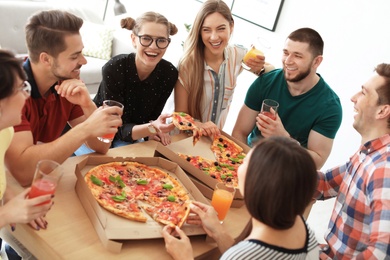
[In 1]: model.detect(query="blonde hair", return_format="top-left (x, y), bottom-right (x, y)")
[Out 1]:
top-left (179, 0), bottom-right (233, 120)
top-left (120, 11), bottom-right (178, 36)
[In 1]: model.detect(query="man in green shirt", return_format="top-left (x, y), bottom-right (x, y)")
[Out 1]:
top-left (232, 28), bottom-right (342, 169)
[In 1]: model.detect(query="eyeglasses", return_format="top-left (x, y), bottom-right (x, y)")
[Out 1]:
top-left (15, 81), bottom-right (31, 96)
top-left (135, 34), bottom-right (171, 49)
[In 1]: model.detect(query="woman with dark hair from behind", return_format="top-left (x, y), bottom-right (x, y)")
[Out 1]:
top-left (162, 136), bottom-right (319, 259)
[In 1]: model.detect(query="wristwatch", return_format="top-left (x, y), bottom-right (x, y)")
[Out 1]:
top-left (147, 120), bottom-right (158, 134)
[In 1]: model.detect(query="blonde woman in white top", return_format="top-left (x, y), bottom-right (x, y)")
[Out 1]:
top-left (174, 0), bottom-right (273, 136)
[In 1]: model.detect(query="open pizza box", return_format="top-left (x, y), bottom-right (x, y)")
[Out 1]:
top-left (75, 156), bottom-right (209, 253)
top-left (155, 131), bottom-right (250, 208)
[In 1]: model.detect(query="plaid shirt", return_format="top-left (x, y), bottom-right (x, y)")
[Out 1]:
top-left (316, 134), bottom-right (390, 259)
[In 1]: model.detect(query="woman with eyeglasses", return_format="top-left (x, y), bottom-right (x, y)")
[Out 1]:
top-left (0, 49), bottom-right (53, 258)
top-left (93, 12), bottom-right (177, 147)
top-left (175, 0), bottom-right (274, 136)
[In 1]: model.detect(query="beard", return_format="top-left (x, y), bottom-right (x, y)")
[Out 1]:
top-left (284, 66), bottom-right (311, 83)
top-left (51, 59), bottom-right (80, 81)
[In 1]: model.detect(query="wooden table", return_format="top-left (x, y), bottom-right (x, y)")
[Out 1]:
top-left (3, 139), bottom-right (250, 259)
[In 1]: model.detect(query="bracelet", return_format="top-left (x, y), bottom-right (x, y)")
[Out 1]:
top-left (254, 67), bottom-right (265, 76)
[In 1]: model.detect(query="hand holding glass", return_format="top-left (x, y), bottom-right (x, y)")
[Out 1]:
top-left (97, 100), bottom-right (124, 143)
top-left (242, 45), bottom-right (264, 70)
top-left (211, 183), bottom-right (235, 224)
top-left (261, 99), bottom-right (279, 120)
top-left (29, 160), bottom-right (64, 205)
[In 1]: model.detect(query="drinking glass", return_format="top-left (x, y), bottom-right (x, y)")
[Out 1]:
top-left (242, 45), bottom-right (264, 70)
top-left (97, 100), bottom-right (124, 143)
top-left (211, 183), bottom-right (235, 224)
top-left (261, 99), bottom-right (279, 120)
top-left (29, 160), bottom-right (64, 205)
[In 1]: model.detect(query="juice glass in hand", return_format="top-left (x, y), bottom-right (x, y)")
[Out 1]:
top-left (97, 100), bottom-right (124, 143)
top-left (242, 45), bottom-right (264, 70)
top-left (29, 160), bottom-right (64, 205)
top-left (211, 183), bottom-right (235, 224)
top-left (261, 99), bottom-right (279, 120)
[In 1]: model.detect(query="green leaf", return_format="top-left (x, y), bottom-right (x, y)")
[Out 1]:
top-left (111, 191), bottom-right (126, 202)
top-left (91, 175), bottom-right (103, 186)
top-left (229, 157), bottom-right (240, 162)
top-left (137, 179), bottom-right (148, 185)
top-left (167, 195), bottom-right (176, 202)
top-left (162, 183), bottom-right (174, 190)
top-left (118, 179), bottom-right (126, 188)
top-left (179, 112), bottom-right (187, 116)
top-left (109, 175), bottom-right (116, 183)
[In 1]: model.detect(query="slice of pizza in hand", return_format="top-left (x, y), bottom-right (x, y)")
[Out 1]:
top-left (172, 112), bottom-right (196, 130)
top-left (142, 199), bottom-right (191, 228)
top-left (172, 112), bottom-right (203, 146)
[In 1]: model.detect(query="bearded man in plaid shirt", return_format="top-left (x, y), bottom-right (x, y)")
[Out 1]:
top-left (317, 63), bottom-right (390, 259)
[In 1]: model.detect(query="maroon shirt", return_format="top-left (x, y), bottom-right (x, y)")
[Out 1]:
top-left (14, 60), bottom-right (84, 144)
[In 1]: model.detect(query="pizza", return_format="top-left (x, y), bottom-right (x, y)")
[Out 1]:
top-left (172, 112), bottom-right (202, 146)
top-left (84, 161), bottom-right (191, 227)
top-left (177, 136), bottom-right (246, 188)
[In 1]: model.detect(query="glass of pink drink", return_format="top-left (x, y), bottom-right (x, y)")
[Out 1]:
top-left (97, 100), bottom-right (124, 143)
top-left (261, 99), bottom-right (279, 120)
top-left (29, 160), bottom-right (63, 205)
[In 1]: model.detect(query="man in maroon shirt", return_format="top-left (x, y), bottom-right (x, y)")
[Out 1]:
top-left (5, 10), bottom-right (123, 187)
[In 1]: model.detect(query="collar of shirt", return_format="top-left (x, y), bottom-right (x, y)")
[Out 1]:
top-left (204, 47), bottom-right (229, 71)
top-left (359, 134), bottom-right (390, 155)
top-left (23, 58), bottom-right (59, 99)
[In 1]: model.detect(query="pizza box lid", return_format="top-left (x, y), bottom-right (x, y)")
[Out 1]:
top-left (155, 131), bottom-right (250, 202)
top-left (74, 156), bottom-right (208, 252)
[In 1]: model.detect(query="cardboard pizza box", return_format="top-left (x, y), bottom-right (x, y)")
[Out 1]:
top-left (75, 156), bottom-right (209, 253)
top-left (154, 131), bottom-right (250, 207)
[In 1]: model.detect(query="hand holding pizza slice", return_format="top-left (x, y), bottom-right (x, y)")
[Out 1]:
top-left (172, 112), bottom-right (203, 146)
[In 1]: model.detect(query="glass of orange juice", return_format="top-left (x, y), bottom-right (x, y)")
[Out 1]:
top-left (242, 45), bottom-right (264, 70)
top-left (97, 100), bottom-right (124, 143)
top-left (261, 99), bottom-right (279, 120)
top-left (211, 183), bottom-right (236, 224)
top-left (29, 160), bottom-right (63, 205)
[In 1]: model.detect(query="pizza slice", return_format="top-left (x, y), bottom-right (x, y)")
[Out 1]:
top-left (172, 112), bottom-right (203, 146)
top-left (211, 136), bottom-right (244, 160)
top-left (177, 153), bottom-right (214, 170)
top-left (207, 164), bottom-right (238, 188)
top-left (172, 112), bottom-right (196, 130)
top-left (142, 200), bottom-right (191, 227)
top-left (84, 171), bottom-right (147, 222)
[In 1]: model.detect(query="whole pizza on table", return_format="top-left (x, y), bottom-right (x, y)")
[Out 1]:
top-left (84, 161), bottom-right (191, 227)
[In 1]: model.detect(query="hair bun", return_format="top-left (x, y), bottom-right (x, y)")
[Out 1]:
top-left (120, 17), bottom-right (136, 30)
top-left (169, 22), bottom-right (178, 36)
